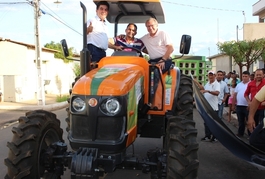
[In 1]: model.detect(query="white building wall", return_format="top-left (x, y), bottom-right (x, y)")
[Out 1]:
top-left (44, 60), bottom-right (75, 95)
top-left (244, 23), bottom-right (265, 40)
top-left (0, 41), bottom-right (28, 75)
top-left (243, 23), bottom-right (265, 70)
top-left (0, 40), bottom-right (76, 102)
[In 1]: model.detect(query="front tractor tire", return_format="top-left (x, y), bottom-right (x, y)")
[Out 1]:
top-left (166, 74), bottom-right (199, 179)
top-left (5, 110), bottom-right (63, 179)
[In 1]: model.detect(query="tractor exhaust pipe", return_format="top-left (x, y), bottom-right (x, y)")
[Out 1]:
top-left (80, 2), bottom-right (91, 76)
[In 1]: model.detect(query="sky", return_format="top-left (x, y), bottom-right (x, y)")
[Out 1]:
top-left (0, 0), bottom-right (260, 58)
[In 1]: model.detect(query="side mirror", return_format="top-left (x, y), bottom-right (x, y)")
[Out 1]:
top-left (179, 35), bottom-right (191, 54)
top-left (60, 39), bottom-right (69, 57)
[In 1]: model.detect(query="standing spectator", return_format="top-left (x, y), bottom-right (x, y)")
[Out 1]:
top-left (244, 69), bottom-right (265, 126)
top-left (87, 1), bottom-right (110, 62)
top-left (227, 79), bottom-right (237, 122)
top-left (230, 71), bottom-right (241, 114)
top-left (250, 73), bottom-right (255, 81)
top-left (194, 70), bottom-right (220, 142)
top-left (222, 71), bottom-right (226, 81)
top-left (216, 70), bottom-right (229, 119)
top-left (225, 72), bottom-right (232, 85)
top-left (232, 71), bottom-right (250, 138)
top-left (231, 72), bottom-right (241, 85)
top-left (224, 72), bottom-right (232, 107)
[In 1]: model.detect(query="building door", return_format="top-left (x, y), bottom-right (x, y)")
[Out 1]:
top-left (3, 75), bottom-right (16, 102)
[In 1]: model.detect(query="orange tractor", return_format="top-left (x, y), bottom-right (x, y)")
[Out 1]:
top-left (5, 0), bottom-right (198, 178)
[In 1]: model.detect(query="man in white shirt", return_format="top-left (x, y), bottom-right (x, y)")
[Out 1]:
top-left (232, 71), bottom-right (250, 137)
top-left (141, 18), bottom-right (174, 74)
top-left (216, 70), bottom-right (229, 119)
top-left (87, 1), bottom-right (109, 62)
top-left (194, 70), bottom-right (220, 142)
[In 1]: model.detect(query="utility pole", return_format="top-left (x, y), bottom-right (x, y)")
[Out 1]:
top-left (236, 25), bottom-right (238, 42)
top-left (34, 0), bottom-right (45, 105)
top-left (217, 18), bottom-right (219, 54)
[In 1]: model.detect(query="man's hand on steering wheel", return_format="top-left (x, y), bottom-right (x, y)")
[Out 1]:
top-left (158, 59), bottom-right (166, 70)
top-left (114, 45), bottom-right (124, 51)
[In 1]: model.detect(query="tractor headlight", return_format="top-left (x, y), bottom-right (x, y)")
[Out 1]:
top-left (72, 97), bottom-right (86, 112)
top-left (100, 98), bottom-right (121, 116)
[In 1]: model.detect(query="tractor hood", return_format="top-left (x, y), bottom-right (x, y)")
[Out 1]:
top-left (72, 64), bottom-right (145, 96)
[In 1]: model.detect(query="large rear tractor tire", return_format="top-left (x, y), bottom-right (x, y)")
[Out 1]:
top-left (166, 74), bottom-right (199, 179)
top-left (5, 110), bottom-right (63, 179)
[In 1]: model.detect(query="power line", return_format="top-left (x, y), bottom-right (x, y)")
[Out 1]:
top-left (0, 1), bottom-right (32, 27)
top-left (40, 1), bottom-right (70, 27)
top-left (0, 2), bottom-right (28, 5)
top-left (3, 1), bottom-right (82, 36)
top-left (26, 0), bottom-right (82, 36)
top-left (40, 1), bottom-right (82, 36)
top-left (161, 0), bottom-right (244, 13)
top-left (40, 10), bottom-right (82, 36)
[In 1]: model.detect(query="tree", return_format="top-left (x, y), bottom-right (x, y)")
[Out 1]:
top-left (44, 41), bottom-right (80, 77)
top-left (44, 41), bottom-right (75, 63)
top-left (217, 39), bottom-right (265, 79)
top-left (72, 62), bottom-right (81, 77)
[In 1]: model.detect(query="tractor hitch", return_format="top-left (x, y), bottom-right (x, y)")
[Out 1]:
top-left (43, 142), bottom-right (168, 179)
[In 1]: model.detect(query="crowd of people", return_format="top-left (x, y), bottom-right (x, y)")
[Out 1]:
top-left (195, 69), bottom-right (265, 151)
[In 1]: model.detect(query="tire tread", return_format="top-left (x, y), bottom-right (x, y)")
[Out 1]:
top-left (166, 74), bottom-right (199, 179)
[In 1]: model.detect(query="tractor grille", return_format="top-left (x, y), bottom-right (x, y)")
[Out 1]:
top-left (72, 115), bottom-right (91, 139)
top-left (71, 115), bottom-right (125, 141)
top-left (97, 117), bottom-right (124, 141)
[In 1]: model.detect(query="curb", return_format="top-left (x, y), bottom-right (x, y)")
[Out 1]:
top-left (0, 101), bottom-right (68, 111)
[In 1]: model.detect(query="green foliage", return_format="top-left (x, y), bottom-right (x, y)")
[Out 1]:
top-left (143, 54), bottom-right (149, 61)
top-left (56, 94), bottom-right (70, 102)
top-left (217, 39), bottom-right (265, 77)
top-left (73, 62), bottom-right (81, 77)
top-left (44, 41), bottom-right (75, 63)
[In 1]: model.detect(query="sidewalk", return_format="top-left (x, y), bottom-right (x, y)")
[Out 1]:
top-left (0, 94), bottom-right (68, 111)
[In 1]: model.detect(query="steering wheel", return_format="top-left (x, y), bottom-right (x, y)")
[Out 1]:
top-left (122, 47), bottom-right (143, 57)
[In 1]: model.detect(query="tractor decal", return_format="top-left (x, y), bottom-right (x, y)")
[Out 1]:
top-left (91, 67), bottom-right (125, 95)
top-left (135, 77), bottom-right (144, 105)
top-left (165, 75), bottom-right (172, 105)
top-left (127, 77), bottom-right (143, 130)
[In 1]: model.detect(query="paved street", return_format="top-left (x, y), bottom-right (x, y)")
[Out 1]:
top-left (0, 107), bottom-right (264, 178)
